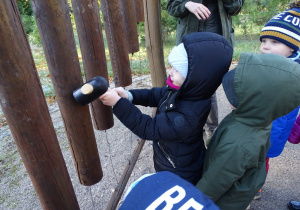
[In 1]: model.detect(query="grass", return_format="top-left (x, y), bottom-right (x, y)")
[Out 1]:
top-left (233, 26), bottom-right (261, 61)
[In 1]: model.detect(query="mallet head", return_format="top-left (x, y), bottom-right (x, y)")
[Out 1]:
top-left (73, 76), bottom-right (109, 105)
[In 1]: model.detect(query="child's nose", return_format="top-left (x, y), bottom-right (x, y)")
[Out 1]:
top-left (263, 43), bottom-right (270, 49)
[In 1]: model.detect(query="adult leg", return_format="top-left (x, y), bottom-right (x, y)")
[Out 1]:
top-left (204, 92), bottom-right (218, 138)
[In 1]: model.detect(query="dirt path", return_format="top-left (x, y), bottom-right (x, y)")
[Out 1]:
top-left (0, 74), bottom-right (299, 209)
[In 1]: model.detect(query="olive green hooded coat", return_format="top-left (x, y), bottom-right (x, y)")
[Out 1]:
top-left (196, 53), bottom-right (300, 210)
top-left (167, 0), bottom-right (244, 45)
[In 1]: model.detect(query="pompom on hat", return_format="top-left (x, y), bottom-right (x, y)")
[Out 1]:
top-left (168, 43), bottom-right (188, 78)
top-left (260, 1), bottom-right (300, 52)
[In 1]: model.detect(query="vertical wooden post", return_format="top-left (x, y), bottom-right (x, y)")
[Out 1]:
top-left (119, 0), bottom-right (140, 54)
top-left (0, 1), bottom-right (79, 209)
top-left (70, 0), bottom-right (114, 130)
top-left (143, 0), bottom-right (167, 87)
top-left (31, 0), bottom-right (103, 186)
top-left (100, 0), bottom-right (132, 87)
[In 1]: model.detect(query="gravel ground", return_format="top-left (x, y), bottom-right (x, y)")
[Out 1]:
top-left (0, 73), bottom-right (299, 210)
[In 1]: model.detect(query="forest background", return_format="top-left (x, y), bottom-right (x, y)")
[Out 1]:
top-left (10, 0), bottom-right (290, 110)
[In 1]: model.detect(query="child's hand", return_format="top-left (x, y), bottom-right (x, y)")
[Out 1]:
top-left (114, 87), bottom-right (129, 99)
top-left (99, 88), bottom-right (121, 106)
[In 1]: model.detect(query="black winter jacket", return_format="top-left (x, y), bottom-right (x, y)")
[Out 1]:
top-left (113, 32), bottom-right (233, 184)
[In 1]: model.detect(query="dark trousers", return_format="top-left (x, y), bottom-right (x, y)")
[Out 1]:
top-left (204, 92), bottom-right (218, 132)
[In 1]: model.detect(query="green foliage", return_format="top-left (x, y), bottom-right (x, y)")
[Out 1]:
top-left (27, 21), bottom-right (41, 46)
top-left (17, 0), bottom-right (32, 16)
top-left (17, 0), bottom-right (41, 45)
top-left (20, 15), bottom-right (35, 34)
top-left (161, 0), bottom-right (177, 42)
top-left (232, 0), bottom-right (291, 36)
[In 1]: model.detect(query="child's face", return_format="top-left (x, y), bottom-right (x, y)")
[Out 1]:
top-left (260, 38), bottom-right (294, 57)
top-left (168, 67), bottom-right (185, 87)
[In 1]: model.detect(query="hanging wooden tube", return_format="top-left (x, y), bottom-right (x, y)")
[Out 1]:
top-left (31, 0), bottom-right (103, 186)
top-left (135, 0), bottom-right (145, 23)
top-left (143, 0), bottom-right (167, 87)
top-left (119, 0), bottom-right (139, 54)
top-left (70, 0), bottom-right (114, 130)
top-left (100, 0), bottom-right (132, 87)
top-left (0, 1), bottom-right (79, 209)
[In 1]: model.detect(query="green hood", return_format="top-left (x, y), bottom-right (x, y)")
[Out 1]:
top-left (233, 53), bottom-right (300, 127)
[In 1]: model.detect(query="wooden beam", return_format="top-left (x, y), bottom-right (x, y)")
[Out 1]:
top-left (143, 0), bottom-right (167, 87)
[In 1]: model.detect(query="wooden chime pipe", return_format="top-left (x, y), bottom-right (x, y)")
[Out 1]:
top-left (70, 0), bottom-right (114, 130)
top-left (0, 1), bottom-right (79, 209)
top-left (100, 0), bottom-right (132, 87)
top-left (119, 0), bottom-right (139, 54)
top-left (135, 0), bottom-right (145, 23)
top-left (31, 0), bottom-right (103, 186)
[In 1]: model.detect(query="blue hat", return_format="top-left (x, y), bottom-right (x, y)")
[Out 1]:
top-left (260, 6), bottom-right (300, 52)
top-left (120, 171), bottom-right (219, 210)
top-left (222, 69), bottom-right (238, 108)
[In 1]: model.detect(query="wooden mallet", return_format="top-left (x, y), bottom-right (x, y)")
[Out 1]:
top-left (73, 76), bottom-right (109, 105)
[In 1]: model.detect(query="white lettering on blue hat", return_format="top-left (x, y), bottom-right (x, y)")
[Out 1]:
top-left (273, 13), bottom-right (284, 20)
top-left (146, 185), bottom-right (204, 210)
top-left (292, 17), bottom-right (300, 25)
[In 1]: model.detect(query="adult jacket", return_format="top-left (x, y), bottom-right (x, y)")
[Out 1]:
top-left (167, 0), bottom-right (245, 45)
top-left (196, 53), bottom-right (300, 210)
top-left (113, 32), bottom-right (233, 184)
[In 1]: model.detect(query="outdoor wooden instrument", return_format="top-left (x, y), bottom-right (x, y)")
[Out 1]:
top-left (73, 76), bottom-right (109, 105)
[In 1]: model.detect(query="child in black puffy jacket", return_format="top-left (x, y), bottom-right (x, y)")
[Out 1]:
top-left (100, 32), bottom-right (233, 184)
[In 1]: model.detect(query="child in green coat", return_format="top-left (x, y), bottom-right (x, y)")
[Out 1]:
top-left (196, 52), bottom-right (300, 210)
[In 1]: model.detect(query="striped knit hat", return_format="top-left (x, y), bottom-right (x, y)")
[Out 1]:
top-left (260, 4), bottom-right (300, 52)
